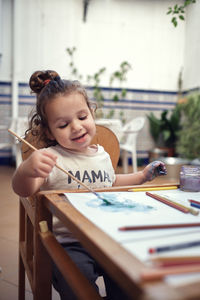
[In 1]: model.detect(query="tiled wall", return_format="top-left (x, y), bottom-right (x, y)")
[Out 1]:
top-left (0, 81), bottom-right (178, 165)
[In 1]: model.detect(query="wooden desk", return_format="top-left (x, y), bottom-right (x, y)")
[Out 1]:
top-left (32, 186), bottom-right (200, 300)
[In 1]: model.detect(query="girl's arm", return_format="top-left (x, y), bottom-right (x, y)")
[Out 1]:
top-left (113, 161), bottom-right (166, 186)
top-left (12, 149), bottom-right (57, 197)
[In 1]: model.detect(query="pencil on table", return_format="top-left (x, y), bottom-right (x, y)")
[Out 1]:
top-left (129, 186), bottom-right (178, 192)
top-left (189, 200), bottom-right (200, 210)
top-left (149, 256), bottom-right (200, 267)
top-left (140, 264), bottom-right (200, 281)
top-left (188, 199), bottom-right (200, 205)
top-left (118, 223), bottom-right (200, 231)
top-left (146, 192), bottom-right (199, 215)
top-left (148, 240), bottom-right (200, 254)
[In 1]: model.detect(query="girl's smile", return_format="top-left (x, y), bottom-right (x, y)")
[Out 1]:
top-left (45, 92), bottom-right (96, 153)
top-left (71, 132), bottom-right (88, 143)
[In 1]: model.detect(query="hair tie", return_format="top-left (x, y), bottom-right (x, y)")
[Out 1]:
top-left (44, 79), bottom-right (51, 86)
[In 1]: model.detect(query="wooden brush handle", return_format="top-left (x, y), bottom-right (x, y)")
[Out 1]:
top-left (8, 128), bottom-right (94, 193)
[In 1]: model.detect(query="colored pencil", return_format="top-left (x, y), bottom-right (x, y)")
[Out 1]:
top-left (148, 240), bottom-right (200, 254)
top-left (146, 192), bottom-right (199, 215)
top-left (189, 199), bottom-right (200, 210)
top-left (129, 186), bottom-right (178, 192)
top-left (118, 223), bottom-right (200, 231)
top-left (190, 202), bottom-right (200, 209)
top-left (188, 199), bottom-right (200, 205)
top-left (140, 264), bottom-right (200, 281)
top-left (150, 256), bottom-right (200, 267)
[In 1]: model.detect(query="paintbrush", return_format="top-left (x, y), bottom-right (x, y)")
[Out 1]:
top-left (8, 128), bottom-right (112, 205)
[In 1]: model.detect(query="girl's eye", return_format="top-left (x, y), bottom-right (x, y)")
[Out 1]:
top-left (59, 123), bottom-right (68, 129)
top-left (79, 115), bottom-right (87, 120)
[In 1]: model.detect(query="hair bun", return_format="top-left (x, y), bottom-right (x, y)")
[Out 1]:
top-left (29, 70), bottom-right (60, 94)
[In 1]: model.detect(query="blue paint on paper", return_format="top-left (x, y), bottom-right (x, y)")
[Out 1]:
top-left (87, 192), bottom-right (154, 213)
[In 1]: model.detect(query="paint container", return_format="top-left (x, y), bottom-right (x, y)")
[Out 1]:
top-left (180, 165), bottom-right (200, 192)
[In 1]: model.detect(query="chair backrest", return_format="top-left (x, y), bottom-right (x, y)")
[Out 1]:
top-left (22, 124), bottom-right (120, 170)
top-left (121, 117), bottom-right (145, 147)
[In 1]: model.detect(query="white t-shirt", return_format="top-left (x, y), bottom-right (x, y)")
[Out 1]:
top-left (41, 144), bottom-right (116, 243)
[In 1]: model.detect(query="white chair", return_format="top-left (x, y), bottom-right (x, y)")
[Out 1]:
top-left (120, 117), bottom-right (145, 173)
top-left (9, 117), bottom-right (29, 167)
top-left (95, 118), bottom-right (122, 141)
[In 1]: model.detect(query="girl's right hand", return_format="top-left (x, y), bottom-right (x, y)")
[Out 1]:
top-left (142, 160), bottom-right (167, 182)
top-left (22, 149), bottom-right (57, 179)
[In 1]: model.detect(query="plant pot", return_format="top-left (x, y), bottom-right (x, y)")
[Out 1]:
top-left (149, 148), bottom-right (168, 162)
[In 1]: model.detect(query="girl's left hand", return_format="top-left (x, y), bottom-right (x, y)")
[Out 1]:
top-left (143, 161), bottom-right (167, 181)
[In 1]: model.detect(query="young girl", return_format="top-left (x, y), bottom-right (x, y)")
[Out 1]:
top-left (12, 70), bottom-right (166, 300)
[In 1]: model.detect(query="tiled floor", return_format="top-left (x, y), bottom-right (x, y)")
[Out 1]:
top-left (0, 164), bottom-right (178, 300)
top-left (0, 166), bottom-right (61, 300)
top-left (0, 166), bottom-right (27, 300)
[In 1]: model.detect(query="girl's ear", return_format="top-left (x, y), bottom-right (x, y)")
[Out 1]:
top-left (91, 108), bottom-right (95, 118)
top-left (90, 102), bottom-right (97, 118)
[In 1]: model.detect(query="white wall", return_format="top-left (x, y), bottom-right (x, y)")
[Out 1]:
top-left (76, 0), bottom-right (185, 90)
top-left (1, 0), bottom-right (12, 75)
top-left (184, 0), bottom-right (200, 90)
top-left (2, 0), bottom-right (200, 163)
top-left (0, 0), bottom-right (187, 91)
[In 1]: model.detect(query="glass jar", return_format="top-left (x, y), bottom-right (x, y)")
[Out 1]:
top-left (180, 165), bottom-right (200, 192)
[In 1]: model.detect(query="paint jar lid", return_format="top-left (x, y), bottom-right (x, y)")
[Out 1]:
top-left (180, 165), bottom-right (200, 192)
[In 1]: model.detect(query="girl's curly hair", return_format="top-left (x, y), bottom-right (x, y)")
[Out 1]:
top-left (27, 70), bottom-right (94, 147)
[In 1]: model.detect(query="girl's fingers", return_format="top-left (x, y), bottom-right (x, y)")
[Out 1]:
top-left (27, 150), bottom-right (57, 178)
top-left (143, 160), bottom-right (167, 181)
top-left (150, 161), bottom-right (167, 176)
top-left (33, 162), bottom-right (54, 178)
top-left (40, 155), bottom-right (57, 168)
top-left (39, 149), bottom-right (57, 162)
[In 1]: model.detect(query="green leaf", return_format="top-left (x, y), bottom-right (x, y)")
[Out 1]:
top-left (163, 130), bottom-right (171, 142)
top-left (147, 113), bottom-right (162, 142)
top-left (112, 94), bottom-right (119, 102)
top-left (179, 15), bottom-right (185, 20)
top-left (121, 89), bottom-right (127, 97)
top-left (167, 7), bottom-right (172, 14)
top-left (87, 75), bottom-right (91, 82)
top-left (172, 17), bottom-right (178, 27)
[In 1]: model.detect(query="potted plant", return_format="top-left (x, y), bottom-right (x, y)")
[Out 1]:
top-left (147, 105), bottom-right (181, 157)
top-left (176, 92), bottom-right (200, 160)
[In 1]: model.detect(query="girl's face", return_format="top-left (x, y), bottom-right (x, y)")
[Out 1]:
top-left (45, 92), bottom-right (96, 153)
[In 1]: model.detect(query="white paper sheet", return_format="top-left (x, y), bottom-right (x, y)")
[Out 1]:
top-left (64, 190), bottom-right (200, 286)
top-left (64, 190), bottom-right (200, 245)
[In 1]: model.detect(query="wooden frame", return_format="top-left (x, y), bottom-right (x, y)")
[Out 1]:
top-left (19, 186), bottom-right (200, 300)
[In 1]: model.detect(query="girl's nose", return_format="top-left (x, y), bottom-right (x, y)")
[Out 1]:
top-left (71, 120), bottom-right (82, 132)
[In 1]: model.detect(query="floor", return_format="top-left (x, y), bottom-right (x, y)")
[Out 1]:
top-left (0, 164), bottom-right (178, 300)
top-left (0, 165), bottom-right (61, 300)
